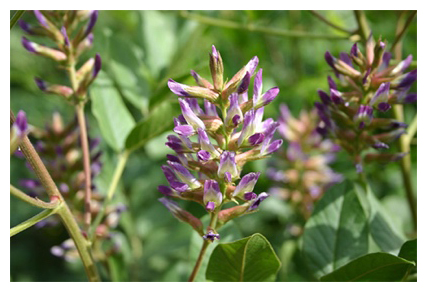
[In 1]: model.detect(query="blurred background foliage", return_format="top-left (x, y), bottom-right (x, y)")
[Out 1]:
top-left (10, 10), bottom-right (416, 281)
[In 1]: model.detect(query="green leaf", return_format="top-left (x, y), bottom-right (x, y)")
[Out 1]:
top-left (188, 216), bottom-right (242, 282)
top-left (302, 181), bottom-right (405, 279)
top-left (206, 233), bottom-right (281, 282)
top-left (107, 252), bottom-right (129, 282)
top-left (125, 101), bottom-right (180, 151)
top-left (91, 71), bottom-right (135, 152)
top-left (320, 253), bottom-right (415, 282)
top-left (398, 239), bottom-right (417, 264)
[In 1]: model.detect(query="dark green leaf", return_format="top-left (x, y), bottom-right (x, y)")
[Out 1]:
top-left (188, 216), bottom-right (242, 282)
top-left (125, 101), bottom-right (180, 151)
top-left (398, 239), bottom-right (417, 264)
top-left (91, 71), bottom-right (135, 152)
top-left (206, 233), bottom-right (281, 282)
top-left (320, 252), bottom-right (415, 282)
top-left (302, 181), bottom-right (405, 279)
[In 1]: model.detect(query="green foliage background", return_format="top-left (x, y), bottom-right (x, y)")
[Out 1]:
top-left (10, 10), bottom-right (417, 281)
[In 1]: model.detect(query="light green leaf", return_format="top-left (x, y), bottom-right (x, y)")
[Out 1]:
top-left (302, 181), bottom-right (405, 279)
top-left (321, 252), bottom-right (415, 282)
top-left (206, 233), bottom-right (281, 282)
top-left (125, 101), bottom-right (180, 152)
top-left (188, 216), bottom-right (242, 282)
top-left (91, 71), bottom-right (135, 152)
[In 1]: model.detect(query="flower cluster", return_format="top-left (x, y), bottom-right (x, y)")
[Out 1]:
top-left (15, 113), bottom-right (126, 256)
top-left (20, 10), bottom-right (101, 103)
top-left (317, 34), bottom-right (416, 171)
top-left (158, 45), bottom-right (282, 240)
top-left (267, 105), bottom-right (342, 221)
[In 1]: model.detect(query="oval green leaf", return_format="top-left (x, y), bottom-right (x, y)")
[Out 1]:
top-left (398, 239), bottom-right (417, 264)
top-left (125, 101), bottom-right (180, 151)
top-left (302, 181), bottom-right (405, 279)
top-left (91, 71), bottom-right (135, 152)
top-left (206, 233), bottom-right (281, 282)
top-left (321, 252), bottom-right (415, 282)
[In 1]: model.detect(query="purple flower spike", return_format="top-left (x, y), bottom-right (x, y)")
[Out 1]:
top-left (93, 53), bottom-right (102, 78)
top-left (179, 99), bottom-right (205, 130)
top-left (266, 139), bottom-right (283, 155)
top-left (324, 51), bottom-right (336, 69)
top-left (203, 230), bottom-right (220, 241)
top-left (330, 89), bottom-right (343, 104)
top-left (317, 90), bottom-right (331, 105)
top-left (244, 192), bottom-right (257, 201)
top-left (350, 43), bottom-right (359, 57)
top-left (21, 37), bottom-right (36, 53)
top-left (84, 10), bottom-right (99, 36)
top-left (218, 151), bottom-right (239, 181)
top-left (204, 100), bottom-right (218, 116)
top-left (233, 172), bottom-right (260, 198)
top-left (198, 150), bottom-right (211, 161)
top-left (203, 180), bottom-right (222, 212)
top-left (238, 110), bottom-right (256, 146)
top-left (248, 192), bottom-right (269, 211)
top-left (377, 102), bottom-right (391, 112)
top-left (61, 27), bottom-right (70, 46)
top-left (382, 52), bottom-right (392, 69)
top-left (238, 72), bottom-right (251, 94)
top-left (34, 10), bottom-right (49, 28)
top-left (327, 76), bottom-right (337, 90)
top-left (14, 110), bottom-right (28, 137)
top-left (166, 154), bottom-right (181, 163)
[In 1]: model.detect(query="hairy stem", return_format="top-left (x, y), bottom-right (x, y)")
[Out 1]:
top-left (10, 208), bottom-right (59, 237)
top-left (10, 110), bottom-right (100, 281)
top-left (10, 184), bottom-right (60, 209)
top-left (179, 11), bottom-right (350, 40)
top-left (76, 103), bottom-right (92, 231)
top-left (89, 150), bottom-right (130, 241)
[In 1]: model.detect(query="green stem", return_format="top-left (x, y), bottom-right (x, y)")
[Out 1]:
top-left (89, 150), bottom-right (130, 241)
top-left (390, 11), bottom-right (417, 53)
top-left (406, 115), bottom-right (417, 143)
top-left (179, 11), bottom-right (350, 40)
top-left (76, 103), bottom-right (92, 231)
top-left (10, 10), bottom-right (25, 30)
top-left (309, 10), bottom-right (354, 35)
top-left (188, 211), bottom-right (219, 282)
top-left (10, 208), bottom-right (58, 237)
top-left (393, 105), bottom-right (417, 231)
top-left (354, 10), bottom-right (371, 42)
top-left (10, 184), bottom-right (60, 209)
top-left (10, 110), bottom-right (100, 281)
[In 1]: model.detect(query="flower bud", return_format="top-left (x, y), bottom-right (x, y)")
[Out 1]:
top-left (232, 172), bottom-right (260, 199)
top-left (22, 37), bottom-right (67, 61)
top-left (34, 78), bottom-right (73, 99)
top-left (159, 197), bottom-right (204, 236)
top-left (203, 180), bottom-right (223, 211)
top-left (209, 45), bottom-right (224, 90)
top-left (168, 79), bottom-right (219, 102)
top-left (218, 151), bottom-right (239, 181)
